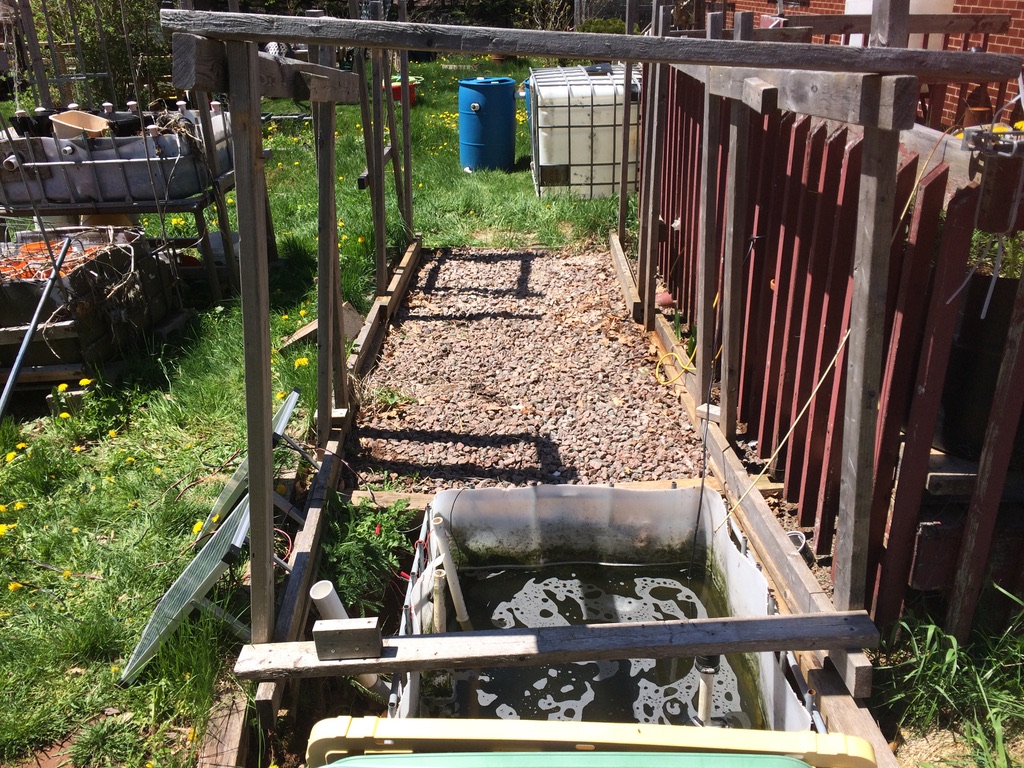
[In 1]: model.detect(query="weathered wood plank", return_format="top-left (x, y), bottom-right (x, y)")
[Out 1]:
top-left (227, 40), bottom-right (276, 645)
top-left (197, 690), bottom-right (250, 768)
top-left (235, 611), bottom-right (878, 679)
top-left (160, 10), bottom-right (1021, 81)
top-left (609, 231), bottom-right (642, 320)
top-left (833, 75), bottom-right (902, 610)
top-left (795, 12), bottom-right (1011, 37)
top-left (869, 0), bottom-right (910, 49)
top-left (669, 26), bottom-right (813, 43)
top-left (0, 319), bottom-right (77, 344)
top-left (314, 617), bottom-right (383, 660)
top-left (173, 32), bottom-right (361, 100)
top-left (946, 272), bottom-right (1024, 640)
top-left (698, 68), bottom-right (918, 131)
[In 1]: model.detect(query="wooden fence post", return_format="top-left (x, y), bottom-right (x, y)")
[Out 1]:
top-left (226, 39), bottom-right (275, 644)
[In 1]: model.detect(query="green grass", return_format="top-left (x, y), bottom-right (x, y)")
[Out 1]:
top-left (872, 587), bottom-right (1024, 767)
top-left (0, 54), bottom-right (626, 765)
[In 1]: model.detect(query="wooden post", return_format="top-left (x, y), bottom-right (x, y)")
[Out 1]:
top-left (869, 0), bottom-right (910, 49)
top-left (616, 0), bottom-right (638, 247)
top-left (398, 0), bottom-right (414, 235)
top-left (312, 34), bottom-right (338, 451)
top-left (638, 3), bottom-right (670, 331)
top-left (370, 1), bottom-right (388, 295)
top-left (226, 40), bottom-right (275, 644)
top-left (720, 12), bottom-right (753, 444)
top-left (833, 84), bottom-right (900, 611)
top-left (16, 0), bottom-right (53, 108)
top-left (695, 12), bottom-right (724, 401)
top-left (946, 275), bottom-right (1024, 640)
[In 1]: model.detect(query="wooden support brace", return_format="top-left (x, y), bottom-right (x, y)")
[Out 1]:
top-left (741, 77), bottom-right (778, 114)
top-left (237, 611), bottom-right (878, 679)
top-left (313, 618), bottom-right (383, 660)
top-left (173, 32), bottom-right (361, 101)
top-left (161, 11), bottom-right (1021, 82)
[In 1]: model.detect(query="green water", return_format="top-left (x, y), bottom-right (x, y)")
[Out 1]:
top-left (421, 563), bottom-right (765, 727)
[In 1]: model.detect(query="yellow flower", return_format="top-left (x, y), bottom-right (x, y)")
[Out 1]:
top-left (57, 383), bottom-right (68, 392)
top-left (58, 412), bottom-right (71, 419)
top-left (62, 569), bottom-right (71, 579)
top-left (110, 665), bottom-right (120, 675)
top-left (13, 501), bottom-right (25, 511)
top-left (108, 429), bottom-right (117, 438)
top-left (0, 523), bottom-right (16, 536)
top-left (293, 161), bottom-right (300, 166)
top-left (299, 309), bottom-right (307, 317)
top-left (276, 391), bottom-right (286, 400)
top-left (342, 234), bottom-right (348, 241)
top-left (192, 520), bottom-right (204, 535)
top-left (277, 162), bottom-right (283, 168)
top-left (8, 582), bottom-right (23, 591)
top-left (5, 451), bottom-right (15, 463)
top-left (227, 197), bottom-right (234, 204)
top-left (79, 378), bottom-right (93, 386)
top-left (211, 514), bottom-right (220, 524)
top-left (71, 527), bottom-right (79, 533)
top-left (281, 314), bottom-right (289, 320)
top-left (73, 446), bottom-right (83, 453)
top-left (357, 236), bottom-right (365, 244)
top-left (125, 456), bottom-right (135, 464)
top-left (153, 467), bottom-right (162, 474)
top-left (294, 357), bottom-right (309, 368)
top-left (104, 476), bottom-right (114, 482)
top-left (15, 442), bottom-right (27, 449)
top-left (0, 504), bottom-right (7, 513)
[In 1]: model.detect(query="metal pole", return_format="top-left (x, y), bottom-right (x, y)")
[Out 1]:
top-left (0, 237), bottom-right (73, 420)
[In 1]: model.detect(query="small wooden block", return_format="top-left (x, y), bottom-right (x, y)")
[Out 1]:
top-left (313, 617), bottom-right (382, 660)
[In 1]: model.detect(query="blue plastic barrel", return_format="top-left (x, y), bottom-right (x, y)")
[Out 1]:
top-left (458, 76), bottom-right (516, 172)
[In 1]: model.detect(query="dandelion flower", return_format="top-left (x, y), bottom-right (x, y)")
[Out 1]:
top-left (278, 162), bottom-right (283, 168)
top-left (0, 523), bottom-right (16, 536)
top-left (13, 501), bottom-right (25, 511)
top-left (5, 451), bottom-right (15, 463)
top-left (58, 412), bottom-right (71, 419)
top-left (73, 446), bottom-right (83, 453)
top-left (79, 378), bottom-right (93, 386)
top-left (192, 520), bottom-right (204, 535)
top-left (294, 357), bottom-right (309, 369)
top-left (0, 504), bottom-right (6, 513)
top-left (62, 570), bottom-right (71, 579)
top-left (8, 582), bottom-right (23, 591)
top-left (294, 161), bottom-right (300, 166)
top-left (357, 236), bottom-right (365, 244)
top-left (153, 467), bottom-right (162, 474)
top-left (110, 665), bottom-right (120, 675)
top-left (57, 383), bottom-right (68, 392)
top-left (227, 197), bottom-right (234, 204)
top-left (276, 391), bottom-right (286, 400)
top-left (72, 527), bottom-right (79, 533)
top-left (108, 429), bottom-right (118, 438)
top-left (15, 442), bottom-right (27, 449)
top-left (125, 456), bottom-right (135, 464)
top-left (281, 314), bottom-right (289, 320)
top-left (299, 309), bottom-right (307, 317)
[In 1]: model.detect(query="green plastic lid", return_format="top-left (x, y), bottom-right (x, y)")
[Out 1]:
top-left (329, 753), bottom-right (811, 768)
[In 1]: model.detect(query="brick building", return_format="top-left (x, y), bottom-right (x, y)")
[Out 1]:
top-left (720, 0), bottom-right (1024, 127)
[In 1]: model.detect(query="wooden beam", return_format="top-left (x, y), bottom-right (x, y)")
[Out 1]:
top-left (695, 12), bottom-right (724, 401)
top-left (235, 611), bottom-right (879, 679)
top-left (946, 273), bottom-right (1024, 640)
top-left (313, 617), bottom-right (383, 660)
top-left (795, 13), bottom-right (1011, 37)
top-left (833, 85), bottom-right (901, 612)
top-left (609, 231), bottom-right (642, 320)
top-left (227, 39), bottom-right (275, 645)
top-left (160, 10), bottom-right (1021, 82)
top-left (197, 690), bottom-right (250, 768)
top-left (740, 77), bottom-right (777, 114)
top-left (616, 0), bottom-right (638, 246)
top-left (669, 26), bottom-right (813, 43)
top-left (172, 32), bottom-right (360, 101)
top-left (695, 68), bottom-right (919, 130)
top-left (0, 319), bottom-right (77, 344)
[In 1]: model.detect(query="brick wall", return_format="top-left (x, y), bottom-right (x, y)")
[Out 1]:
top-left (718, 0), bottom-right (1024, 127)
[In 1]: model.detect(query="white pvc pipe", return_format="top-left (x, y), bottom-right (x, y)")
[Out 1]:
top-left (431, 516), bottom-right (473, 631)
top-left (697, 670), bottom-right (715, 726)
top-left (432, 569), bottom-right (448, 634)
top-left (309, 580), bottom-right (390, 699)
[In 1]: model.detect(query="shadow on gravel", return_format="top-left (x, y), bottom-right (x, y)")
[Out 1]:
top-left (356, 426), bottom-right (579, 484)
top-left (421, 249), bottom-right (540, 299)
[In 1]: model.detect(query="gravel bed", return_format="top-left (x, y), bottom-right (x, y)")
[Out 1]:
top-left (348, 246), bottom-right (704, 492)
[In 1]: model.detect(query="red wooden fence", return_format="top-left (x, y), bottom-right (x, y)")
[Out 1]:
top-left (649, 65), bottom-right (1024, 636)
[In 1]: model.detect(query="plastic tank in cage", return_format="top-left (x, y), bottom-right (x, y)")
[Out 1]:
top-left (529, 64), bottom-right (641, 199)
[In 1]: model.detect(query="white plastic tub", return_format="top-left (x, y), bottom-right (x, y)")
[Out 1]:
top-left (530, 65), bottom-right (641, 199)
top-left (392, 484), bottom-right (813, 732)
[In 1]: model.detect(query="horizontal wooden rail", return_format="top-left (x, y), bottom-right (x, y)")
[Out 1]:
top-left (795, 13), bottom-right (1012, 37)
top-left (235, 611), bottom-right (879, 679)
top-left (159, 10), bottom-right (1021, 82)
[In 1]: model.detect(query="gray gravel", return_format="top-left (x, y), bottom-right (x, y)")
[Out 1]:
top-left (350, 247), bottom-right (704, 491)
